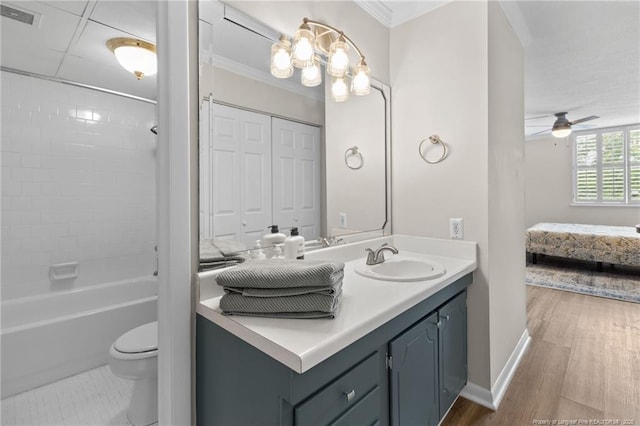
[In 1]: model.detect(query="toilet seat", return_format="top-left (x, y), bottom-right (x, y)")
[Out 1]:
top-left (114, 322), bottom-right (157, 354)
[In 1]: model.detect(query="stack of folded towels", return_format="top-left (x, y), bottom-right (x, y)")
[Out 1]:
top-left (216, 259), bottom-right (345, 319)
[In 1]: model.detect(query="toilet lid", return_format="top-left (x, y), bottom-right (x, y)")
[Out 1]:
top-left (114, 322), bottom-right (158, 354)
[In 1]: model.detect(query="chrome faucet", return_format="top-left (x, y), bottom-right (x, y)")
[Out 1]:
top-left (365, 243), bottom-right (399, 265)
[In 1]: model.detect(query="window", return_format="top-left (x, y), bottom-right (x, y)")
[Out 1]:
top-left (573, 125), bottom-right (640, 205)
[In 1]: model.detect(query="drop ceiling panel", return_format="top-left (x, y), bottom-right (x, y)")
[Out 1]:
top-left (1, 1), bottom-right (80, 74)
top-left (90, 0), bottom-right (156, 42)
top-left (57, 20), bottom-right (156, 100)
top-left (44, 0), bottom-right (89, 17)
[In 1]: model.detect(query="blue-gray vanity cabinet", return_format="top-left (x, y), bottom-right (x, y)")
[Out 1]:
top-left (438, 291), bottom-right (468, 418)
top-left (389, 291), bottom-right (468, 426)
top-left (389, 311), bottom-right (440, 426)
top-left (196, 273), bottom-right (471, 426)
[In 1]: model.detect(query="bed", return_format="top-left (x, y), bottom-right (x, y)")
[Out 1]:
top-left (526, 223), bottom-right (640, 270)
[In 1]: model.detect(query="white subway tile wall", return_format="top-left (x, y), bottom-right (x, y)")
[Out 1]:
top-left (1, 71), bottom-right (157, 300)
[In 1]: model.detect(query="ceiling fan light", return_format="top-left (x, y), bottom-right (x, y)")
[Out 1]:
top-left (327, 39), bottom-right (349, 77)
top-left (270, 37), bottom-right (293, 79)
top-left (107, 38), bottom-right (156, 80)
top-left (292, 23), bottom-right (315, 68)
top-left (551, 126), bottom-right (572, 138)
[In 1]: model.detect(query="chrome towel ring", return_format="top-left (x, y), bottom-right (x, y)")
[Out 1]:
top-left (419, 134), bottom-right (448, 164)
top-left (345, 146), bottom-right (364, 169)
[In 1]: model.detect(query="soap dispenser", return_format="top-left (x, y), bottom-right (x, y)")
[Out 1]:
top-left (262, 225), bottom-right (286, 258)
top-left (284, 227), bottom-right (305, 259)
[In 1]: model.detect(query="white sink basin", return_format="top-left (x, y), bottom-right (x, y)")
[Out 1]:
top-left (355, 256), bottom-right (446, 282)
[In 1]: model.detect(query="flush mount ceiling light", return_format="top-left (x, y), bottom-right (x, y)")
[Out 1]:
top-left (270, 18), bottom-right (371, 102)
top-left (107, 38), bottom-right (157, 80)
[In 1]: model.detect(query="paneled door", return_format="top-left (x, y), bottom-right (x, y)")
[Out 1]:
top-left (271, 118), bottom-right (322, 241)
top-left (208, 103), bottom-right (272, 247)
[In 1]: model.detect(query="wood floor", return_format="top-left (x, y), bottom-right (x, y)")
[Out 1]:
top-left (442, 285), bottom-right (640, 426)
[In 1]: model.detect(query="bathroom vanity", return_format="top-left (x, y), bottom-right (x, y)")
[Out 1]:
top-left (195, 235), bottom-right (476, 426)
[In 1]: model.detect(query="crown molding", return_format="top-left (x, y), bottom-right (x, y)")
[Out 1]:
top-left (353, 0), bottom-right (393, 28)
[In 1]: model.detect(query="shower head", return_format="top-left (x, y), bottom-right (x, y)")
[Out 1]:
top-left (150, 125), bottom-right (158, 135)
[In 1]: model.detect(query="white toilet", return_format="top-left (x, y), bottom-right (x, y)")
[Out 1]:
top-left (109, 321), bottom-right (158, 426)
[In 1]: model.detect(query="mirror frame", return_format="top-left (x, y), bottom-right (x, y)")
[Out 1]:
top-left (197, 1), bottom-right (392, 265)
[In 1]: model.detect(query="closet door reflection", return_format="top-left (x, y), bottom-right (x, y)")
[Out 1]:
top-left (200, 101), bottom-right (322, 249)
top-left (201, 102), bottom-right (272, 247)
top-left (272, 118), bottom-right (321, 241)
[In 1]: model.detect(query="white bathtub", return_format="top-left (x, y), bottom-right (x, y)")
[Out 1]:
top-left (1, 276), bottom-right (158, 398)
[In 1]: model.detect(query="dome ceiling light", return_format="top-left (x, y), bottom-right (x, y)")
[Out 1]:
top-left (107, 37), bottom-right (157, 80)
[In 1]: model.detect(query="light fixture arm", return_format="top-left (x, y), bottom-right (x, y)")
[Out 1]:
top-left (302, 18), bottom-right (365, 61)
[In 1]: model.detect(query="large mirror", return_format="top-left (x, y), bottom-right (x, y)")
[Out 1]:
top-left (198, 1), bottom-right (390, 266)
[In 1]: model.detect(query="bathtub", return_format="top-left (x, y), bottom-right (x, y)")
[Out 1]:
top-left (1, 276), bottom-right (158, 398)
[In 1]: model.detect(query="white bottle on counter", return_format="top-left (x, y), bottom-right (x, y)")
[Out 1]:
top-left (284, 227), bottom-right (305, 260)
top-left (273, 244), bottom-right (284, 259)
top-left (251, 240), bottom-right (266, 260)
top-left (262, 225), bottom-right (286, 258)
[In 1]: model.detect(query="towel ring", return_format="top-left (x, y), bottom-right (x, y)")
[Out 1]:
top-left (419, 134), bottom-right (448, 164)
top-left (345, 146), bottom-right (364, 170)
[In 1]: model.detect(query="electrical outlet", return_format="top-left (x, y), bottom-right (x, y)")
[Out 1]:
top-left (449, 218), bottom-right (464, 239)
top-left (339, 212), bottom-right (347, 229)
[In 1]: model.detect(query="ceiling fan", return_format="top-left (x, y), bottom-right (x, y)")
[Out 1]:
top-left (531, 112), bottom-right (599, 138)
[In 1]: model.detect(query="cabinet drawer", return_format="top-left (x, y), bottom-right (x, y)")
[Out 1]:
top-left (330, 386), bottom-right (380, 426)
top-left (295, 352), bottom-right (379, 426)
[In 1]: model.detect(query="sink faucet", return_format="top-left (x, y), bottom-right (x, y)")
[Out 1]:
top-left (365, 243), bottom-right (399, 265)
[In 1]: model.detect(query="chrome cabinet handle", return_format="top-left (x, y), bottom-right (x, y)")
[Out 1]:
top-left (345, 390), bottom-right (355, 402)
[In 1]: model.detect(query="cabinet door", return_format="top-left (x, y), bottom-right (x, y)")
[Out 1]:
top-left (438, 291), bottom-right (468, 418)
top-left (389, 312), bottom-right (439, 426)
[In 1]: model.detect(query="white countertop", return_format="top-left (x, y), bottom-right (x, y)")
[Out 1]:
top-left (196, 235), bottom-right (477, 374)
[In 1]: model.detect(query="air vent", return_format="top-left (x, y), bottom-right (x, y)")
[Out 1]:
top-left (1, 4), bottom-right (36, 25)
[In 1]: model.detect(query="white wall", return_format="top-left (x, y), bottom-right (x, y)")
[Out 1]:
top-left (526, 135), bottom-right (640, 227)
top-left (200, 65), bottom-right (325, 126)
top-left (325, 85), bottom-right (387, 235)
top-left (487, 1), bottom-right (527, 386)
top-left (391, 0), bottom-right (527, 393)
top-left (1, 71), bottom-right (157, 300)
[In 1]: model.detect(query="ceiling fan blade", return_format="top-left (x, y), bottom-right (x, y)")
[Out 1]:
top-left (532, 128), bottom-right (552, 135)
top-left (570, 115), bottom-right (599, 125)
top-left (525, 115), bottom-right (552, 120)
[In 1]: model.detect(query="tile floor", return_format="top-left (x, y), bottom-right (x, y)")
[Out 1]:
top-left (1, 365), bottom-right (144, 426)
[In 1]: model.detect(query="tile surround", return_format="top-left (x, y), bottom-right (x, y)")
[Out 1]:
top-left (1, 71), bottom-right (157, 300)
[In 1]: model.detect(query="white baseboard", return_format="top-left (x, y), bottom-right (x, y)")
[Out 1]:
top-left (460, 328), bottom-right (531, 410)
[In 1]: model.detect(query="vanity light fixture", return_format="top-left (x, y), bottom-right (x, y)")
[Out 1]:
top-left (270, 18), bottom-right (371, 102)
top-left (107, 37), bottom-right (157, 80)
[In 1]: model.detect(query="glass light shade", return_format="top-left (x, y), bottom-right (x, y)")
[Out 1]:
top-left (107, 38), bottom-right (157, 80)
top-left (351, 60), bottom-right (370, 96)
top-left (270, 38), bottom-right (293, 79)
top-left (301, 57), bottom-right (322, 87)
top-left (552, 126), bottom-right (572, 138)
top-left (292, 25), bottom-right (315, 68)
top-left (327, 39), bottom-right (350, 77)
top-left (331, 76), bottom-right (350, 102)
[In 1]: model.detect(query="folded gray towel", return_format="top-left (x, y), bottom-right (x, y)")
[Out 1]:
top-left (224, 281), bottom-right (343, 298)
top-left (221, 310), bottom-right (339, 319)
top-left (219, 288), bottom-right (342, 317)
top-left (216, 259), bottom-right (345, 289)
top-left (200, 239), bottom-right (249, 262)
